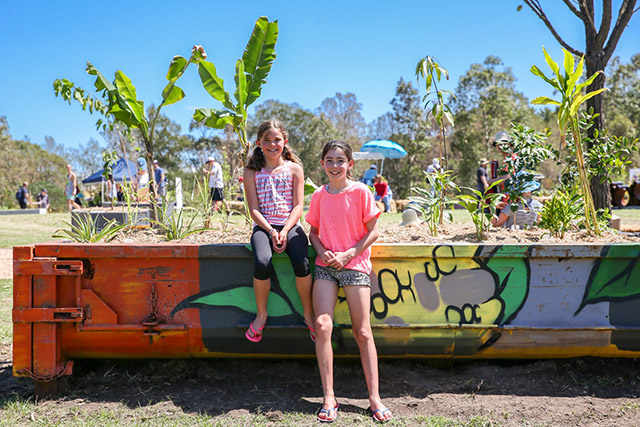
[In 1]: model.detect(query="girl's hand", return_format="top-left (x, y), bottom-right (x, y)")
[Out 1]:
top-left (321, 250), bottom-right (336, 264)
top-left (273, 230), bottom-right (287, 253)
top-left (328, 251), bottom-right (353, 269)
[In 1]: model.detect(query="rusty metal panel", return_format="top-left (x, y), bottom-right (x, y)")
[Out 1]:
top-left (12, 242), bottom-right (640, 383)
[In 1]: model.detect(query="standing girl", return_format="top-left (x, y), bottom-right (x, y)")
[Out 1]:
top-left (243, 120), bottom-right (315, 343)
top-left (306, 140), bottom-right (393, 423)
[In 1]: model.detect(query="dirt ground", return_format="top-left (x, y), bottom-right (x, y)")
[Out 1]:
top-left (3, 225), bottom-right (640, 425)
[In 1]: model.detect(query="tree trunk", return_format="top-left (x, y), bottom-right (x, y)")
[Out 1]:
top-left (584, 55), bottom-right (611, 213)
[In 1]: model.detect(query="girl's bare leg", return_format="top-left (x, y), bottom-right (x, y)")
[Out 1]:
top-left (248, 277), bottom-right (270, 338)
top-left (343, 285), bottom-right (393, 421)
top-left (313, 279), bottom-right (339, 421)
top-left (295, 274), bottom-right (315, 338)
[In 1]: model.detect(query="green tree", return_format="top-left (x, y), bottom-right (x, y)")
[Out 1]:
top-left (385, 78), bottom-right (431, 198)
top-left (0, 119), bottom-right (68, 210)
top-left (520, 0), bottom-right (639, 210)
top-left (316, 92), bottom-right (367, 148)
top-left (250, 99), bottom-right (338, 185)
top-left (604, 54), bottom-right (640, 140)
top-left (450, 56), bottom-right (538, 187)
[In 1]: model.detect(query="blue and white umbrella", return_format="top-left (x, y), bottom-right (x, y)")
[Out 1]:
top-left (360, 139), bottom-right (407, 174)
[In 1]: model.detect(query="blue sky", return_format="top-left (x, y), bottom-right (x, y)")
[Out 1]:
top-left (1, 1), bottom-right (638, 149)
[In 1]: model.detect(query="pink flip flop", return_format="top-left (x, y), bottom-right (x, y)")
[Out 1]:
top-left (305, 320), bottom-right (317, 343)
top-left (245, 322), bottom-right (265, 343)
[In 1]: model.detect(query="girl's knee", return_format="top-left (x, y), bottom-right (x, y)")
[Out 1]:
top-left (315, 314), bottom-right (334, 336)
top-left (353, 326), bottom-right (374, 345)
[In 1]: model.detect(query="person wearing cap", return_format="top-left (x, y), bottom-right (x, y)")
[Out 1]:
top-left (133, 157), bottom-right (150, 202)
top-left (152, 160), bottom-right (166, 198)
top-left (477, 158), bottom-right (491, 194)
top-left (491, 180), bottom-right (542, 229)
top-left (362, 163), bottom-right (378, 187)
top-left (426, 158), bottom-right (442, 196)
top-left (203, 156), bottom-right (224, 211)
top-left (36, 188), bottom-right (49, 210)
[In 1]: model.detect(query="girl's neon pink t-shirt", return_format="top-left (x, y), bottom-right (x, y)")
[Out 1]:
top-left (305, 181), bottom-right (381, 274)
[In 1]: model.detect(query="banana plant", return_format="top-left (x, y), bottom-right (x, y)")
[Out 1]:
top-left (53, 47), bottom-right (206, 218)
top-left (415, 56), bottom-right (455, 171)
top-left (193, 16), bottom-right (278, 164)
top-left (530, 47), bottom-right (606, 235)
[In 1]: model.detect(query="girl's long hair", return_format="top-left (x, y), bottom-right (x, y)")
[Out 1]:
top-left (321, 140), bottom-right (354, 179)
top-left (246, 119), bottom-right (302, 171)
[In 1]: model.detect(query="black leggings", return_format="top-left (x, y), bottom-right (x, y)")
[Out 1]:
top-left (250, 224), bottom-right (311, 280)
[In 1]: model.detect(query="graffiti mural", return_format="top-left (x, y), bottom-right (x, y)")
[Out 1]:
top-left (166, 243), bottom-right (640, 357)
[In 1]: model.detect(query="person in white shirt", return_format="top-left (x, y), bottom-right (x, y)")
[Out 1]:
top-left (204, 156), bottom-right (224, 211)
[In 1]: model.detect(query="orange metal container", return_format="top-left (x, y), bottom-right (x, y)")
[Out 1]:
top-left (13, 242), bottom-right (640, 389)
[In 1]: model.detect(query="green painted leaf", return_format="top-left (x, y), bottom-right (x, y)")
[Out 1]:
top-left (167, 56), bottom-right (188, 80)
top-left (242, 17), bottom-right (278, 107)
top-left (192, 287), bottom-right (294, 317)
top-left (579, 246), bottom-right (640, 311)
top-left (198, 61), bottom-right (234, 110)
top-left (486, 245), bottom-right (530, 323)
top-left (566, 56), bottom-right (583, 94)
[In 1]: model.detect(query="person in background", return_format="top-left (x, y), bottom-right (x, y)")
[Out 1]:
top-left (491, 181), bottom-right (542, 229)
top-left (373, 174), bottom-right (391, 213)
top-left (116, 184), bottom-right (124, 202)
top-left (133, 157), bottom-right (150, 202)
top-left (153, 160), bottom-right (166, 198)
top-left (204, 156), bottom-right (224, 212)
top-left (426, 158), bottom-right (441, 175)
top-left (17, 181), bottom-right (32, 209)
top-left (426, 158), bottom-right (442, 196)
top-left (476, 158), bottom-right (490, 195)
top-left (65, 164), bottom-right (81, 212)
top-left (106, 173), bottom-right (117, 205)
top-left (361, 164), bottom-right (378, 187)
top-left (74, 185), bottom-right (85, 208)
top-left (36, 188), bottom-right (49, 210)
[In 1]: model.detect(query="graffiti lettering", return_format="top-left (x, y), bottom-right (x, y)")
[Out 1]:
top-left (445, 303), bottom-right (482, 325)
top-left (424, 245), bottom-right (457, 282)
top-left (371, 268), bottom-right (416, 319)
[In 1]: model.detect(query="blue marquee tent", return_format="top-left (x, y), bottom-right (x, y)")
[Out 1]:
top-left (82, 157), bottom-right (138, 184)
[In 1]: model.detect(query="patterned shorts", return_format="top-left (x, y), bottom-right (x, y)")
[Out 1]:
top-left (314, 265), bottom-right (371, 287)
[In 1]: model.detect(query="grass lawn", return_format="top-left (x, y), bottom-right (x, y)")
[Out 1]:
top-left (0, 212), bottom-right (68, 248)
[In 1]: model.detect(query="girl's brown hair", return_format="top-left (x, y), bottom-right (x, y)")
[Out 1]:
top-left (321, 140), bottom-right (354, 179)
top-left (246, 119), bottom-right (301, 171)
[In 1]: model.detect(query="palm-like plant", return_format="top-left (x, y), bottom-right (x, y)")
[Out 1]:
top-left (193, 17), bottom-right (278, 164)
top-left (530, 47), bottom-right (606, 235)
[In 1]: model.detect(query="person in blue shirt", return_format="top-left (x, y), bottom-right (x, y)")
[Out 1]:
top-left (153, 160), bottom-right (166, 198)
top-left (361, 164), bottom-right (378, 186)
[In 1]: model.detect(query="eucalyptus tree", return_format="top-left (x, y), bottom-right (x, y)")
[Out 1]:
top-left (385, 78), bottom-right (431, 198)
top-left (520, 0), bottom-right (639, 210)
top-left (316, 92), bottom-right (367, 149)
top-left (604, 54), bottom-right (640, 140)
top-left (250, 99), bottom-right (338, 185)
top-left (450, 56), bottom-right (538, 187)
